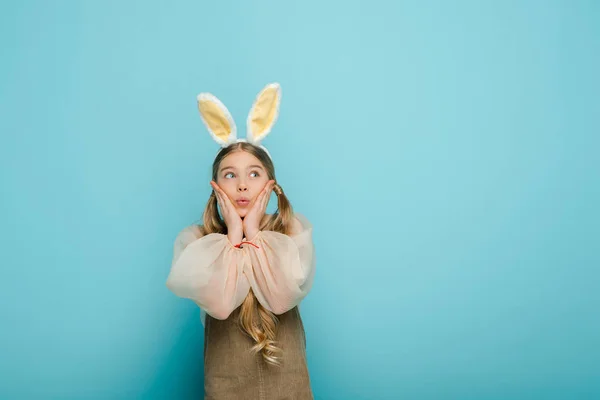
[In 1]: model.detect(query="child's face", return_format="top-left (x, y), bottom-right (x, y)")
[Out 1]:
top-left (216, 150), bottom-right (270, 218)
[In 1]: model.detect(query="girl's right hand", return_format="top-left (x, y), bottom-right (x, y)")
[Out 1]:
top-left (210, 181), bottom-right (243, 240)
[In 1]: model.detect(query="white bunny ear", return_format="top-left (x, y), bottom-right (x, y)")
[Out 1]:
top-left (246, 83), bottom-right (281, 144)
top-left (197, 92), bottom-right (237, 147)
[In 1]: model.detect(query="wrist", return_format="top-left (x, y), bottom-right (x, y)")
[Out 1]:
top-left (227, 228), bottom-right (243, 245)
top-left (244, 228), bottom-right (260, 241)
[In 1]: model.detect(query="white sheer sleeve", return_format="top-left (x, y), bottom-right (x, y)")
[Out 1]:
top-left (243, 213), bottom-right (316, 315)
top-left (166, 225), bottom-right (250, 321)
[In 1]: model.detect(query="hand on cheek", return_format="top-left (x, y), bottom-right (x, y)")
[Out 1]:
top-left (210, 181), bottom-right (243, 243)
top-left (243, 180), bottom-right (275, 240)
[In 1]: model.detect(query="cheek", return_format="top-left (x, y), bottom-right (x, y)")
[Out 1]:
top-left (250, 184), bottom-right (266, 198)
top-left (255, 177), bottom-right (269, 190)
top-left (217, 180), bottom-right (236, 198)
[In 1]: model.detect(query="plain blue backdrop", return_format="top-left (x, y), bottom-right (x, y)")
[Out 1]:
top-left (1, 1), bottom-right (598, 399)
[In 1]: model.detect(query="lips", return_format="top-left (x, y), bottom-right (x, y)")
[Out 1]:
top-left (236, 198), bottom-right (250, 206)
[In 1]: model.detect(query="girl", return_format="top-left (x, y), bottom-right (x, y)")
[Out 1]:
top-left (166, 83), bottom-right (316, 399)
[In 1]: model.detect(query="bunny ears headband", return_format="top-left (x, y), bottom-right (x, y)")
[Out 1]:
top-left (196, 83), bottom-right (282, 159)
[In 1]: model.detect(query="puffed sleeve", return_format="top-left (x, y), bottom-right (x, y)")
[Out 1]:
top-left (243, 213), bottom-right (316, 315)
top-left (166, 225), bottom-right (251, 320)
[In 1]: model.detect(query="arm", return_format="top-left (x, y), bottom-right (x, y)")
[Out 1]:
top-left (242, 213), bottom-right (316, 315)
top-left (166, 225), bottom-right (251, 320)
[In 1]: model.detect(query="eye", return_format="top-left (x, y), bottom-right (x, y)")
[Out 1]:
top-left (250, 170), bottom-right (260, 178)
top-left (224, 172), bottom-right (234, 179)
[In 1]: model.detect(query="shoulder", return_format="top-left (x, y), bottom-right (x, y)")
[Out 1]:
top-left (290, 214), bottom-right (304, 236)
top-left (262, 213), bottom-right (307, 236)
top-left (174, 224), bottom-right (204, 244)
top-left (291, 212), bottom-right (312, 236)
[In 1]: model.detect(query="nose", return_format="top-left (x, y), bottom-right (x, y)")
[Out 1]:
top-left (237, 184), bottom-right (248, 193)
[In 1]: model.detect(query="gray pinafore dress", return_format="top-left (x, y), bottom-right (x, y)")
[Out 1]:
top-left (203, 306), bottom-right (313, 399)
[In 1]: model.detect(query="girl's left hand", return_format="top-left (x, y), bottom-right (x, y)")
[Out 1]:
top-left (243, 180), bottom-right (275, 240)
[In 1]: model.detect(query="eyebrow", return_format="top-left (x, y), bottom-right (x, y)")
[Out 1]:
top-left (219, 164), bottom-right (265, 173)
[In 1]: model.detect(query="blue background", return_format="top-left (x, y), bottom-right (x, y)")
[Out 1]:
top-left (1, 1), bottom-right (598, 398)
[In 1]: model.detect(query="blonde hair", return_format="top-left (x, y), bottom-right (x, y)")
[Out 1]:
top-left (200, 142), bottom-right (295, 366)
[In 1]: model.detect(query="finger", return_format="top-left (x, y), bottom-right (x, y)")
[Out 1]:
top-left (218, 187), bottom-right (229, 201)
top-left (215, 190), bottom-right (226, 210)
top-left (221, 193), bottom-right (237, 217)
top-left (215, 192), bottom-right (223, 211)
top-left (211, 183), bottom-right (221, 201)
top-left (265, 181), bottom-right (275, 200)
top-left (222, 192), bottom-right (235, 208)
top-left (260, 188), bottom-right (270, 211)
top-left (265, 180), bottom-right (275, 199)
top-left (211, 182), bottom-right (231, 209)
top-left (211, 181), bottom-right (227, 200)
top-left (260, 196), bottom-right (268, 213)
top-left (259, 181), bottom-right (273, 201)
top-left (220, 194), bottom-right (233, 215)
top-left (264, 183), bottom-right (272, 204)
top-left (265, 189), bottom-right (272, 209)
top-left (260, 188), bottom-right (269, 210)
top-left (252, 186), bottom-right (266, 205)
top-left (214, 185), bottom-right (226, 201)
top-left (210, 182), bottom-right (221, 203)
top-left (267, 180), bottom-right (274, 194)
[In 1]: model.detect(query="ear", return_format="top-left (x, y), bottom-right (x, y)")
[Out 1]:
top-left (197, 92), bottom-right (237, 147)
top-left (246, 83), bottom-right (281, 144)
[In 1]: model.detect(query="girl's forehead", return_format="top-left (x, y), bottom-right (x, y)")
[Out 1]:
top-left (220, 151), bottom-right (264, 169)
